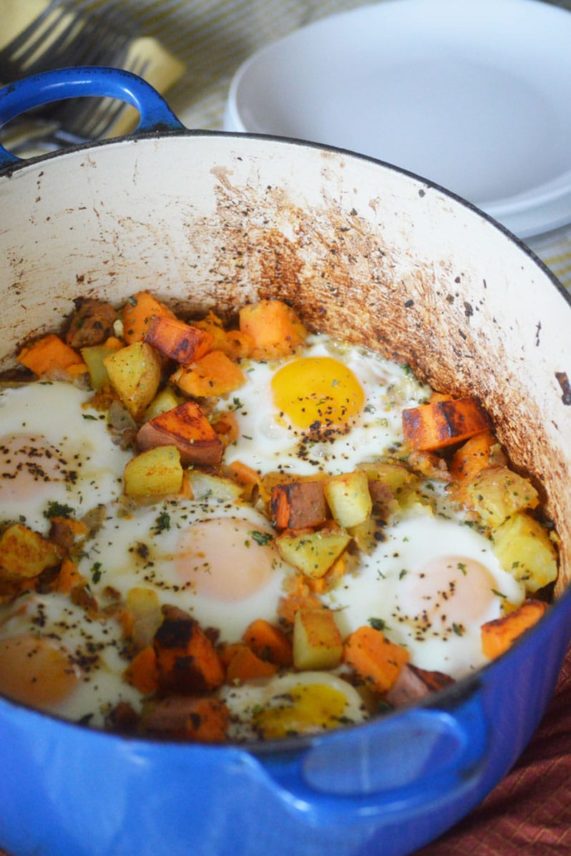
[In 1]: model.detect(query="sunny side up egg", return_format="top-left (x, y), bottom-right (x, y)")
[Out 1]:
top-left (220, 336), bottom-right (430, 476)
top-left (0, 382), bottom-right (130, 533)
top-left (0, 592), bottom-right (140, 725)
top-left (77, 498), bottom-right (288, 642)
top-left (324, 508), bottom-right (525, 678)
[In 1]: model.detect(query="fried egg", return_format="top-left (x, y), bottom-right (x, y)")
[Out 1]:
top-left (219, 670), bottom-right (368, 742)
top-left (0, 382), bottom-right (130, 533)
top-left (324, 506), bottom-right (525, 678)
top-left (221, 336), bottom-right (429, 476)
top-left (77, 497), bottom-right (292, 642)
top-left (0, 592), bottom-right (140, 725)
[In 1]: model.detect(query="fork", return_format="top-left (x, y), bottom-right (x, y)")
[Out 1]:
top-left (0, 0), bottom-right (141, 152)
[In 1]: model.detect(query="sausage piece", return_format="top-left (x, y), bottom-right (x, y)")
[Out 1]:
top-left (65, 298), bottom-right (117, 348)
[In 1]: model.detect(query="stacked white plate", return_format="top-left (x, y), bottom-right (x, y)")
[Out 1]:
top-left (224, 0), bottom-right (571, 239)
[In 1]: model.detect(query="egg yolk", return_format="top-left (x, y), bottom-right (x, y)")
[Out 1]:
top-left (253, 683), bottom-right (348, 739)
top-left (176, 518), bottom-right (279, 601)
top-left (271, 357), bottom-right (365, 431)
top-left (402, 555), bottom-right (497, 629)
top-left (0, 634), bottom-right (80, 707)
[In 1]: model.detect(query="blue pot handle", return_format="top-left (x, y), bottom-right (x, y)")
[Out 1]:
top-left (0, 66), bottom-right (185, 168)
top-left (256, 691), bottom-right (489, 825)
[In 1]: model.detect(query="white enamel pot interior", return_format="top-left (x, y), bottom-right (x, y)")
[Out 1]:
top-left (0, 132), bottom-right (570, 856)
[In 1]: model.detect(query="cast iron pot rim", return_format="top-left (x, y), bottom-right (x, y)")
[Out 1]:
top-left (0, 126), bottom-right (569, 753)
top-left (2, 126), bottom-right (570, 311)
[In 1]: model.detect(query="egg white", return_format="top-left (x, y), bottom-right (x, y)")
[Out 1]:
top-left (77, 497), bottom-right (292, 642)
top-left (0, 592), bottom-right (140, 725)
top-left (0, 382), bottom-right (130, 533)
top-left (219, 670), bottom-right (368, 742)
top-left (221, 335), bottom-right (429, 476)
top-left (324, 506), bottom-right (525, 678)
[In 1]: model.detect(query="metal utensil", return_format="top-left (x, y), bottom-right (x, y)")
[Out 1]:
top-left (0, 0), bottom-right (138, 152)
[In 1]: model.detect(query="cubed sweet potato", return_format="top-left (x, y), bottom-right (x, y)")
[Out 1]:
top-left (402, 397), bottom-right (490, 451)
top-left (18, 334), bottom-right (87, 378)
top-left (153, 608), bottom-right (224, 693)
top-left (344, 626), bottom-right (409, 693)
top-left (171, 350), bottom-right (245, 398)
top-left (144, 315), bottom-right (213, 365)
top-left (121, 291), bottom-right (176, 344)
top-left (239, 299), bottom-right (307, 360)
top-left (481, 599), bottom-right (548, 659)
top-left (136, 400), bottom-right (223, 466)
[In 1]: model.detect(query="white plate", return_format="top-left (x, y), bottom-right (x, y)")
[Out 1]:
top-left (224, 0), bottom-right (571, 238)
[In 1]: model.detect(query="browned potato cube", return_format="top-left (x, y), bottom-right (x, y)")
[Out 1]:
top-left (293, 608), bottom-right (343, 670)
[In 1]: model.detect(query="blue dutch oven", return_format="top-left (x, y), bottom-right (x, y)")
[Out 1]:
top-left (0, 69), bottom-right (569, 856)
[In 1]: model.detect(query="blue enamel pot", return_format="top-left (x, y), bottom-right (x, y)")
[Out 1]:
top-left (0, 69), bottom-right (569, 856)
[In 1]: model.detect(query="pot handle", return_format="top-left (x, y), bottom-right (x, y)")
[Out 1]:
top-left (0, 66), bottom-right (185, 167)
top-left (257, 691), bottom-right (489, 826)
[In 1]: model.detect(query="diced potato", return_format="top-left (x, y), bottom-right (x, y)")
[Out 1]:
top-left (143, 387), bottom-right (181, 422)
top-left (463, 466), bottom-right (539, 528)
top-left (0, 524), bottom-right (62, 580)
top-left (81, 341), bottom-right (122, 390)
top-left (276, 527), bottom-right (350, 578)
top-left (359, 461), bottom-right (418, 510)
top-left (293, 608), bottom-right (343, 670)
top-left (324, 470), bottom-right (372, 528)
top-left (492, 512), bottom-right (558, 592)
top-left (124, 587), bottom-right (163, 650)
top-left (349, 514), bottom-right (386, 554)
top-left (189, 471), bottom-right (243, 502)
top-left (124, 445), bottom-right (183, 498)
top-left (104, 342), bottom-right (162, 419)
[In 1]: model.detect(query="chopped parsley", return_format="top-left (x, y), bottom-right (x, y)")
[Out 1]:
top-left (457, 562), bottom-right (467, 575)
top-left (399, 569), bottom-right (408, 580)
top-left (452, 622), bottom-right (465, 636)
top-left (251, 531), bottom-right (273, 546)
top-left (44, 501), bottom-right (74, 519)
top-left (91, 562), bottom-right (103, 584)
top-left (369, 617), bottom-right (388, 631)
top-left (153, 511), bottom-right (171, 534)
top-left (490, 588), bottom-right (506, 599)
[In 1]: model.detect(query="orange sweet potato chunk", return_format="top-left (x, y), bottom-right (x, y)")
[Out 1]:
top-left (344, 626), bottom-right (409, 693)
top-left (481, 600), bottom-right (548, 660)
top-left (136, 400), bottom-right (223, 466)
top-left (144, 315), bottom-right (213, 365)
top-left (402, 397), bottom-right (490, 451)
top-left (239, 300), bottom-right (307, 360)
top-left (122, 291), bottom-right (176, 344)
top-left (154, 610), bottom-right (225, 693)
top-left (450, 431), bottom-right (497, 482)
top-left (243, 619), bottom-right (293, 666)
top-left (18, 334), bottom-right (87, 377)
top-left (225, 645), bottom-right (278, 683)
top-left (172, 350), bottom-right (245, 398)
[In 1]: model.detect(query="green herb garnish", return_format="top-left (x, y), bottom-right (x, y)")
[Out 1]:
top-left (44, 501), bottom-right (74, 519)
top-left (251, 531), bottom-right (272, 546)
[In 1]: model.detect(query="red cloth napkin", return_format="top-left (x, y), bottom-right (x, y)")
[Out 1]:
top-left (418, 644), bottom-right (571, 855)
